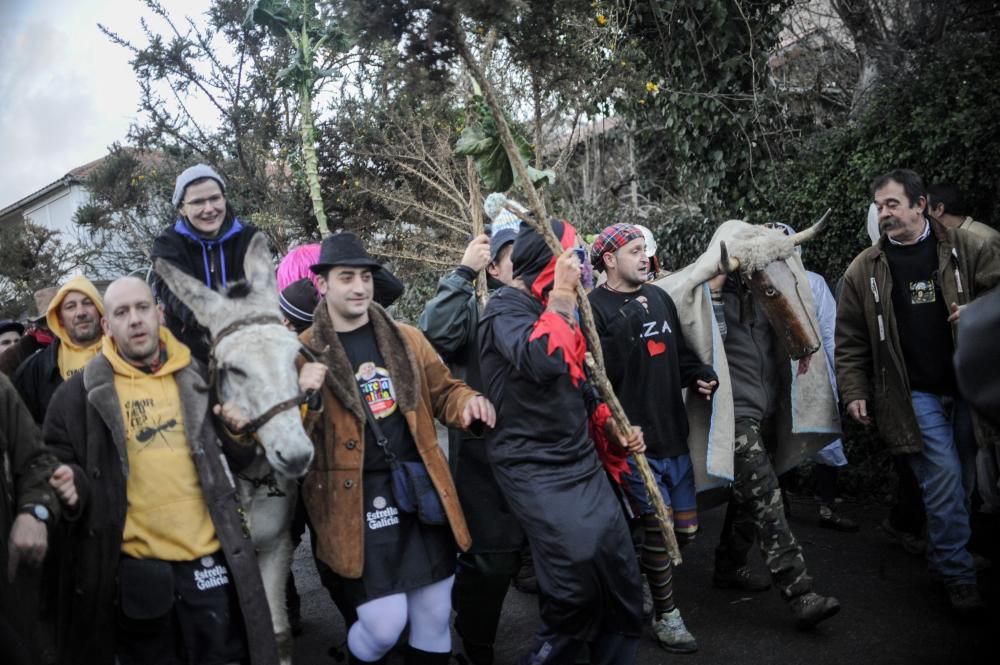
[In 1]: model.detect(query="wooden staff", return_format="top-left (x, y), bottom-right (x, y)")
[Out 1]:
top-left (465, 156), bottom-right (489, 310)
top-left (502, 204), bottom-right (683, 565)
top-left (458, 26), bottom-right (681, 563)
top-left (586, 354), bottom-right (682, 563)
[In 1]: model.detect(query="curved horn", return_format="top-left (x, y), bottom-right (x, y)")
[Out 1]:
top-left (719, 240), bottom-right (740, 274)
top-left (789, 208), bottom-right (832, 246)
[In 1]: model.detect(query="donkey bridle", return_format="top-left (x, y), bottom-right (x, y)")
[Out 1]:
top-left (208, 314), bottom-right (316, 435)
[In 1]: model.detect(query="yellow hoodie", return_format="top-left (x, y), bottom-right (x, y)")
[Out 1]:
top-left (103, 327), bottom-right (220, 561)
top-left (47, 275), bottom-right (105, 380)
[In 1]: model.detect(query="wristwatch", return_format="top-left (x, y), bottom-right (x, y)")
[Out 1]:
top-left (20, 504), bottom-right (50, 524)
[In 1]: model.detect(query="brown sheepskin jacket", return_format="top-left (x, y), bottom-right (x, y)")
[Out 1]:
top-left (300, 302), bottom-right (476, 578)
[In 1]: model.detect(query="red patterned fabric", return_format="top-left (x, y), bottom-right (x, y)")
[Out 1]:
top-left (589, 402), bottom-right (630, 484)
top-left (590, 223), bottom-right (643, 268)
top-left (27, 328), bottom-right (54, 346)
top-left (526, 220), bottom-right (588, 386)
top-left (528, 311), bottom-right (586, 387)
top-left (529, 222), bottom-right (578, 304)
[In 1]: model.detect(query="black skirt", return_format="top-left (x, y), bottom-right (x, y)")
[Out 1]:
top-left (339, 469), bottom-right (456, 607)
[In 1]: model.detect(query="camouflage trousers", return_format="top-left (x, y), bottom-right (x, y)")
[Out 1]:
top-left (714, 418), bottom-right (812, 599)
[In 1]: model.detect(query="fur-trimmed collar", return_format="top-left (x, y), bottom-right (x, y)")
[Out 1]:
top-left (308, 302), bottom-right (420, 423)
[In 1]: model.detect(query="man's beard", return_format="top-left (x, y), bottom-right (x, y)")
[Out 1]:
top-left (69, 320), bottom-right (101, 345)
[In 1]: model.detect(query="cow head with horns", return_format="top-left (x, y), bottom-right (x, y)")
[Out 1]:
top-left (713, 211), bottom-right (830, 360)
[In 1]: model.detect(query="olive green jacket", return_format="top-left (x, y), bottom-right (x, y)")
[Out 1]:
top-left (835, 219), bottom-right (1000, 453)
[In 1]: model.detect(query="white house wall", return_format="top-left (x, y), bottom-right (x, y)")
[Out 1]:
top-left (23, 183), bottom-right (90, 235)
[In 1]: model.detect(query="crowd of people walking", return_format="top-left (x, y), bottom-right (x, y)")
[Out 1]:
top-left (1, 164), bottom-right (997, 665)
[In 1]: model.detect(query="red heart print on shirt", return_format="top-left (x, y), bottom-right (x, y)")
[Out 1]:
top-left (647, 339), bottom-right (666, 357)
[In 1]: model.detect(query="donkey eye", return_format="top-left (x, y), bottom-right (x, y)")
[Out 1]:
top-left (222, 365), bottom-right (248, 379)
top-left (765, 287), bottom-right (778, 297)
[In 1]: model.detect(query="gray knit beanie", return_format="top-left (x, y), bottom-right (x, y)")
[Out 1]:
top-left (172, 164), bottom-right (226, 207)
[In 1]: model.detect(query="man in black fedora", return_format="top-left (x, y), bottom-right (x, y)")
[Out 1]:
top-left (0, 319), bottom-right (24, 352)
top-left (299, 232), bottom-right (495, 665)
top-left (1, 287), bottom-right (58, 377)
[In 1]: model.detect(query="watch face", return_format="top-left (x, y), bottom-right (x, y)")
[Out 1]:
top-left (32, 504), bottom-right (50, 522)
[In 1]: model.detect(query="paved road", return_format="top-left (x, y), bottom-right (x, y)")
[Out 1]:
top-left (292, 495), bottom-right (997, 665)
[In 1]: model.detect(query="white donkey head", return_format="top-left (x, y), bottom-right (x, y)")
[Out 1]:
top-left (154, 233), bottom-right (315, 478)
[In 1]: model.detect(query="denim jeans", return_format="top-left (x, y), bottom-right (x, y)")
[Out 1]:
top-left (907, 391), bottom-right (977, 585)
top-left (950, 398), bottom-right (978, 505)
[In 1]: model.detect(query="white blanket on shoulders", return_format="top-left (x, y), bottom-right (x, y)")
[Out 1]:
top-left (653, 220), bottom-right (841, 491)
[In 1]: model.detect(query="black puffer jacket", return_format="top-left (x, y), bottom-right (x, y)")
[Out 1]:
top-left (12, 339), bottom-right (61, 425)
top-left (418, 269), bottom-right (524, 554)
top-left (150, 215), bottom-right (259, 361)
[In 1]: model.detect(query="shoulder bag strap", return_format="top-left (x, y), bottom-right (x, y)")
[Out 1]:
top-left (358, 386), bottom-right (398, 467)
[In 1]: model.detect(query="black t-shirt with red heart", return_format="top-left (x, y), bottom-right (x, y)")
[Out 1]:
top-left (589, 283), bottom-right (716, 458)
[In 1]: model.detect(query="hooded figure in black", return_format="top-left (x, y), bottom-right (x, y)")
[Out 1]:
top-left (478, 219), bottom-right (644, 665)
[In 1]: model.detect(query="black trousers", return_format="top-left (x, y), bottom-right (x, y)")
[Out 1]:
top-left (115, 556), bottom-right (248, 665)
top-left (519, 624), bottom-right (639, 665)
top-left (452, 551), bottom-right (520, 650)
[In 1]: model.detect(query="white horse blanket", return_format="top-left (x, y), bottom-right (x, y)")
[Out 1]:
top-left (652, 220), bottom-right (841, 492)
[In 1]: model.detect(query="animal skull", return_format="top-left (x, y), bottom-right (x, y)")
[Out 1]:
top-left (715, 212), bottom-right (830, 360)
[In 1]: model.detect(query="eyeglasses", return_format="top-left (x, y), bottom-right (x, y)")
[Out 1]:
top-left (182, 194), bottom-right (225, 210)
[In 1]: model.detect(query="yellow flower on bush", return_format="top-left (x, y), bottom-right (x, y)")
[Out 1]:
top-left (596, 14), bottom-right (607, 26)
top-left (645, 81), bottom-right (659, 94)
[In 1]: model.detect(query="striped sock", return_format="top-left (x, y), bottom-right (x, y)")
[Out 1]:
top-left (640, 512), bottom-right (675, 614)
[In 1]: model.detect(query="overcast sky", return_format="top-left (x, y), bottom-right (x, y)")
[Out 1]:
top-left (0, 0), bottom-right (209, 208)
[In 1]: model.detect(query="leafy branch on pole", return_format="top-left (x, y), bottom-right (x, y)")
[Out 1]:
top-left (245, 0), bottom-right (346, 236)
top-left (455, 23), bottom-right (682, 564)
top-left (455, 87), bottom-right (555, 193)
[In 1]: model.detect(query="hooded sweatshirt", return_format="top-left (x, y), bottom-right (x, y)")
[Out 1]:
top-left (171, 216), bottom-right (246, 289)
top-left (151, 215), bottom-right (258, 362)
top-left (47, 275), bottom-right (105, 380)
top-left (103, 327), bottom-right (220, 561)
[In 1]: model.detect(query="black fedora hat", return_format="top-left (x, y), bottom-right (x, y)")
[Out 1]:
top-left (310, 232), bottom-right (382, 274)
top-left (0, 319), bottom-right (25, 336)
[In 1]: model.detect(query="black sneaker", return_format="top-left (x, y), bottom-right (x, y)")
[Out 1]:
top-left (458, 641), bottom-right (494, 665)
top-left (713, 564), bottom-right (771, 592)
top-left (818, 506), bottom-right (859, 532)
top-left (947, 584), bottom-right (985, 613)
top-left (789, 591), bottom-right (840, 628)
top-left (881, 518), bottom-right (926, 555)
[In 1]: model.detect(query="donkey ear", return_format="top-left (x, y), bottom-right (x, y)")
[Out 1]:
top-left (153, 257), bottom-right (226, 327)
top-left (244, 232), bottom-right (276, 293)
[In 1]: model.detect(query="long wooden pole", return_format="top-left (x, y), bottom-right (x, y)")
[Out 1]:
top-left (586, 354), bottom-right (682, 563)
top-left (458, 25), bottom-right (680, 563)
top-left (466, 156), bottom-right (489, 309)
top-left (500, 202), bottom-right (682, 564)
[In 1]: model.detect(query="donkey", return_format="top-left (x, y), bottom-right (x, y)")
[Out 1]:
top-left (154, 233), bottom-right (314, 665)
